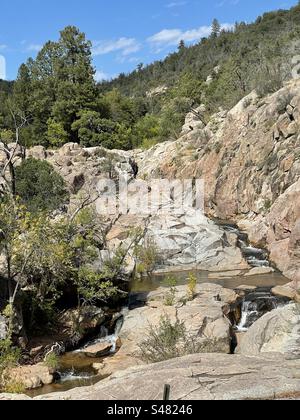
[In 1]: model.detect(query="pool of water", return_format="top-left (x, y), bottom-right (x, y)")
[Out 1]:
top-left (25, 352), bottom-right (111, 397)
top-left (130, 270), bottom-right (289, 294)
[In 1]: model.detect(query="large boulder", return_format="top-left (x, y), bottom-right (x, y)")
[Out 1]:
top-left (146, 211), bottom-right (248, 271)
top-left (59, 306), bottom-right (106, 343)
top-left (82, 341), bottom-right (113, 358)
top-left (96, 284), bottom-right (239, 377)
top-left (237, 304), bottom-right (300, 357)
top-left (272, 283), bottom-right (300, 303)
top-left (7, 363), bottom-right (54, 390)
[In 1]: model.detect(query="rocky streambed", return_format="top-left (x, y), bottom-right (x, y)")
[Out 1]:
top-left (24, 272), bottom-right (292, 397)
top-left (2, 212), bottom-right (296, 398)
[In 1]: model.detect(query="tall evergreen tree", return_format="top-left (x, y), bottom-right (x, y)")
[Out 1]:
top-left (211, 19), bottom-right (221, 38)
top-left (178, 40), bottom-right (186, 51)
top-left (52, 26), bottom-right (97, 142)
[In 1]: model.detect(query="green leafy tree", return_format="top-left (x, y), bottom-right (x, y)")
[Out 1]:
top-left (15, 158), bottom-right (69, 213)
top-left (46, 118), bottom-right (69, 147)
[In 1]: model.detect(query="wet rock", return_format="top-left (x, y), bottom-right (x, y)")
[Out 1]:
top-left (82, 342), bottom-right (113, 358)
top-left (235, 285), bottom-right (258, 292)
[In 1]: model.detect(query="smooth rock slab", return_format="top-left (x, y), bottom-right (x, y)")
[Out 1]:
top-left (3, 353), bottom-right (300, 400)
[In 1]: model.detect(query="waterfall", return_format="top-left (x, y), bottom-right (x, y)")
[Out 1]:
top-left (236, 301), bottom-right (258, 332)
top-left (74, 309), bottom-right (125, 355)
top-left (235, 290), bottom-right (289, 332)
top-left (218, 222), bottom-right (271, 268)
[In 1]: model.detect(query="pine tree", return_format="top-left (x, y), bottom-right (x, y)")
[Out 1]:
top-left (52, 26), bottom-right (97, 142)
top-left (13, 64), bottom-right (31, 115)
top-left (211, 19), bottom-right (221, 38)
top-left (178, 40), bottom-right (185, 51)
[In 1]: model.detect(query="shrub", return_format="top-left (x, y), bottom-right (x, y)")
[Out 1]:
top-left (187, 273), bottom-right (197, 301)
top-left (163, 276), bottom-right (178, 306)
top-left (139, 315), bottom-right (218, 363)
top-left (44, 352), bottom-right (59, 370)
top-left (0, 339), bottom-right (21, 392)
top-left (15, 158), bottom-right (69, 213)
top-left (138, 316), bottom-right (186, 363)
top-left (134, 240), bottom-right (159, 276)
top-left (3, 380), bottom-right (25, 394)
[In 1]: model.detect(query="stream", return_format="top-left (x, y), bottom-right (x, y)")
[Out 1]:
top-left (26, 222), bottom-right (291, 397)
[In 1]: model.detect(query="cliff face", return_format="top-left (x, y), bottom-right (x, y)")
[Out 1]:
top-left (10, 80), bottom-right (300, 282)
top-left (135, 79), bottom-right (300, 281)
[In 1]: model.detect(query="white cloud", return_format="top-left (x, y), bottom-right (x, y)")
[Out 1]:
top-left (0, 44), bottom-right (7, 51)
top-left (148, 23), bottom-right (233, 50)
top-left (216, 0), bottom-right (240, 7)
top-left (166, 1), bottom-right (188, 8)
top-left (26, 44), bottom-right (43, 52)
top-left (92, 38), bottom-right (141, 57)
top-left (94, 70), bottom-right (111, 82)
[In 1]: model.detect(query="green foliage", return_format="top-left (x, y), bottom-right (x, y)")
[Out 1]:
top-left (76, 267), bottom-right (120, 305)
top-left (138, 315), bottom-right (186, 363)
top-left (0, 195), bottom-right (129, 336)
top-left (139, 315), bottom-right (212, 364)
top-left (47, 118), bottom-right (69, 147)
top-left (134, 240), bottom-right (159, 275)
top-left (164, 276), bottom-right (178, 307)
top-left (3, 380), bottom-right (25, 394)
top-left (72, 110), bottom-right (134, 149)
top-left (44, 352), bottom-right (59, 370)
top-left (187, 273), bottom-right (197, 301)
top-left (15, 158), bottom-right (69, 213)
top-left (132, 115), bottom-right (160, 149)
top-left (2, 5), bottom-right (300, 150)
top-left (0, 338), bottom-right (21, 391)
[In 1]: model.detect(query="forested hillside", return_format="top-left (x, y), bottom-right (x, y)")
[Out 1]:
top-left (1, 4), bottom-right (300, 150)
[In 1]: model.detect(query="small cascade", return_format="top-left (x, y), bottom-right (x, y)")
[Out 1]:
top-left (235, 288), bottom-right (290, 332)
top-left (74, 311), bottom-right (125, 355)
top-left (236, 301), bottom-right (258, 332)
top-left (219, 223), bottom-right (270, 268)
top-left (53, 311), bottom-right (126, 386)
top-left (59, 369), bottom-right (94, 383)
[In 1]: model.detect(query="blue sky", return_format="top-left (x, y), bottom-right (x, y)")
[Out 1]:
top-left (0, 0), bottom-right (297, 81)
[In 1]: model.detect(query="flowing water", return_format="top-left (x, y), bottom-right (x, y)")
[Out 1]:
top-left (235, 288), bottom-right (290, 332)
top-left (26, 222), bottom-right (291, 396)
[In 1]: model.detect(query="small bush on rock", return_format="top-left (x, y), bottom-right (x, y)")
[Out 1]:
top-left (0, 338), bottom-right (21, 392)
top-left (164, 276), bottom-right (178, 306)
top-left (44, 352), bottom-right (59, 370)
top-left (187, 273), bottom-right (197, 301)
top-left (139, 315), bottom-right (218, 363)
